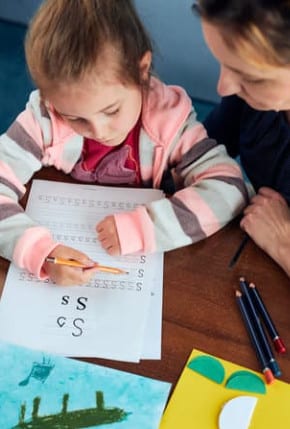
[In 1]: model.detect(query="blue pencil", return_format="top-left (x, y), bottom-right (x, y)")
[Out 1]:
top-left (249, 282), bottom-right (286, 354)
top-left (228, 235), bottom-right (249, 269)
top-left (236, 290), bottom-right (275, 385)
top-left (239, 278), bottom-right (281, 377)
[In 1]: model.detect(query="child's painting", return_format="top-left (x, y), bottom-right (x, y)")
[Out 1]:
top-left (159, 349), bottom-right (290, 429)
top-left (0, 341), bottom-right (171, 428)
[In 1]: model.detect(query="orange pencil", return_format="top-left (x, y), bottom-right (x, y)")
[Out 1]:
top-left (45, 257), bottom-right (128, 275)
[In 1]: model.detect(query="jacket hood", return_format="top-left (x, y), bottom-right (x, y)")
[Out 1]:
top-left (141, 77), bottom-right (193, 146)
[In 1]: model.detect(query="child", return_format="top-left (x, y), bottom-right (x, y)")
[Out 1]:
top-left (0, 0), bottom-right (248, 285)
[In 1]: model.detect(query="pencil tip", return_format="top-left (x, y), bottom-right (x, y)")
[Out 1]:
top-left (274, 338), bottom-right (286, 354)
top-left (264, 368), bottom-right (275, 385)
top-left (235, 290), bottom-right (242, 297)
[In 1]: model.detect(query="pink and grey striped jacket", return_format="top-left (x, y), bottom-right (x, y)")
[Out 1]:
top-left (0, 77), bottom-right (248, 278)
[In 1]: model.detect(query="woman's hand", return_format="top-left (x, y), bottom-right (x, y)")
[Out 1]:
top-left (43, 245), bottom-right (99, 286)
top-left (240, 187), bottom-right (290, 275)
top-left (96, 215), bottom-right (121, 256)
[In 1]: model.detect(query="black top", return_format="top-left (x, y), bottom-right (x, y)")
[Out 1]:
top-left (204, 95), bottom-right (290, 204)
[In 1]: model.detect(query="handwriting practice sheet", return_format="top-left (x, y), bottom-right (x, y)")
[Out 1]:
top-left (0, 180), bottom-right (164, 362)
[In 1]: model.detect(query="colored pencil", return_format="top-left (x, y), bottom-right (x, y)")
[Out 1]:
top-left (236, 290), bottom-right (275, 384)
top-left (249, 282), bottom-right (286, 354)
top-left (239, 278), bottom-right (281, 377)
top-left (228, 235), bottom-right (249, 269)
top-left (45, 257), bottom-right (128, 275)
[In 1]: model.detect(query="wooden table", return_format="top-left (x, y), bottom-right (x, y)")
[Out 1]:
top-left (0, 168), bottom-right (290, 388)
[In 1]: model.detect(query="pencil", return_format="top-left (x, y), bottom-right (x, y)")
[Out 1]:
top-left (239, 278), bottom-right (281, 377)
top-left (45, 257), bottom-right (128, 275)
top-left (249, 282), bottom-right (286, 354)
top-left (236, 290), bottom-right (275, 385)
top-left (228, 235), bottom-right (249, 269)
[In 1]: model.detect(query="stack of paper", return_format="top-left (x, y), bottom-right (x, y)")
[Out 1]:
top-left (0, 180), bottom-right (164, 362)
top-left (0, 340), bottom-right (171, 428)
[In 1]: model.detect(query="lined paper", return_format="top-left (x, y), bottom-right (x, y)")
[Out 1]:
top-left (0, 180), bottom-right (164, 362)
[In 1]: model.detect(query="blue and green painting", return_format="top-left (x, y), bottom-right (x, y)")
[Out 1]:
top-left (0, 341), bottom-right (171, 429)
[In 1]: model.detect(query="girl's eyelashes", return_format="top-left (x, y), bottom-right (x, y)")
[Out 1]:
top-left (66, 117), bottom-right (82, 122)
top-left (105, 108), bottom-right (120, 116)
top-left (61, 109), bottom-right (120, 121)
top-left (58, 115), bottom-right (84, 122)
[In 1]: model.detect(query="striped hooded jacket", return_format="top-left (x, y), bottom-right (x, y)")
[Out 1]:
top-left (0, 77), bottom-right (248, 278)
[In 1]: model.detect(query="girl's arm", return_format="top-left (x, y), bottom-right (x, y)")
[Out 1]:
top-left (0, 100), bottom-right (54, 276)
top-left (98, 110), bottom-right (248, 255)
top-left (0, 91), bottom-right (84, 280)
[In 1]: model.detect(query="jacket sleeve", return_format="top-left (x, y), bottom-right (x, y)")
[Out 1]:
top-left (0, 91), bottom-right (60, 277)
top-left (114, 109), bottom-right (249, 254)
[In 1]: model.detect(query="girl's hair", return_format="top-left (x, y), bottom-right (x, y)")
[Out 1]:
top-left (194, 0), bottom-right (290, 67)
top-left (25, 0), bottom-right (153, 90)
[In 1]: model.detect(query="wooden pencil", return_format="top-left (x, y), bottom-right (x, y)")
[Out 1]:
top-left (45, 257), bottom-right (128, 275)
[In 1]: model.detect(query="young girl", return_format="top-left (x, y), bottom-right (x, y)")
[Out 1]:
top-left (0, 0), bottom-right (248, 285)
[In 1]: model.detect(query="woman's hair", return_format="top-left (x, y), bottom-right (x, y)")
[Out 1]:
top-left (194, 0), bottom-right (290, 67)
top-left (25, 0), bottom-right (153, 90)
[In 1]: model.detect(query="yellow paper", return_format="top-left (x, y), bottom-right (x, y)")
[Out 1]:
top-left (159, 349), bottom-right (290, 428)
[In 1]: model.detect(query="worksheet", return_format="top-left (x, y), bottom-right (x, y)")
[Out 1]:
top-left (0, 180), bottom-right (164, 362)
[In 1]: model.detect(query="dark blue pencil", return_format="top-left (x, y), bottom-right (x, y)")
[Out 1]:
top-left (239, 278), bottom-right (281, 377)
top-left (228, 235), bottom-right (249, 269)
top-left (236, 290), bottom-right (275, 384)
top-left (249, 282), bottom-right (286, 354)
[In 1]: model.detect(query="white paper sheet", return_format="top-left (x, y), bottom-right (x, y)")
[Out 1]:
top-left (0, 180), bottom-right (164, 362)
top-left (141, 257), bottom-right (163, 359)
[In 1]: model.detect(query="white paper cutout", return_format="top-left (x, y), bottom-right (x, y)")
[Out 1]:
top-left (219, 396), bottom-right (258, 429)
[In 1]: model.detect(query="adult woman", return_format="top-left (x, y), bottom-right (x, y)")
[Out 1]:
top-left (195, 0), bottom-right (290, 277)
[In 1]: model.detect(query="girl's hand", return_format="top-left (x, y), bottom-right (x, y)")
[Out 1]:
top-left (96, 215), bottom-right (121, 256)
top-left (43, 245), bottom-right (99, 286)
top-left (240, 187), bottom-right (290, 275)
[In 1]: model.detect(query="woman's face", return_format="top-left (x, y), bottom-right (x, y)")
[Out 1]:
top-left (202, 20), bottom-right (290, 111)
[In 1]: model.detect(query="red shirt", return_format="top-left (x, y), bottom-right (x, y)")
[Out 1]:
top-left (76, 119), bottom-right (142, 186)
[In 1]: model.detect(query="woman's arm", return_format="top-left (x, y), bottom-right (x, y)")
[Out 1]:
top-left (241, 187), bottom-right (290, 277)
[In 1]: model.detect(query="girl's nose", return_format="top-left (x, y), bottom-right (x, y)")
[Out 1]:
top-left (87, 120), bottom-right (107, 141)
top-left (217, 66), bottom-right (241, 97)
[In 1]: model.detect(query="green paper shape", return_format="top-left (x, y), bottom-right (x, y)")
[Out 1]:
top-left (226, 370), bottom-right (266, 394)
top-left (187, 355), bottom-right (225, 384)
